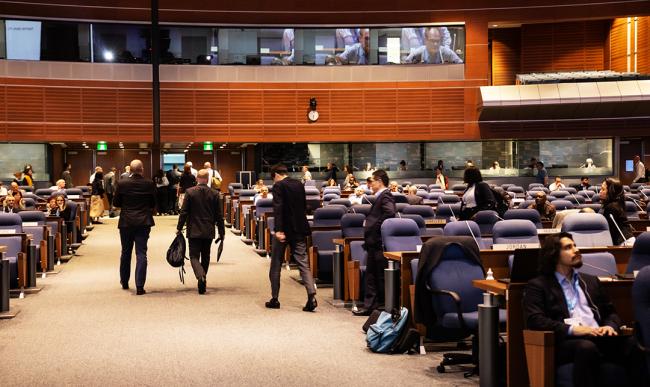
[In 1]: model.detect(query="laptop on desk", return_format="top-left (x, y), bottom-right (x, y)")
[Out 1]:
top-left (498, 248), bottom-right (541, 284)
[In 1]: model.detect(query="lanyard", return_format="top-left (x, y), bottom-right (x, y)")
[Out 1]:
top-left (563, 275), bottom-right (580, 313)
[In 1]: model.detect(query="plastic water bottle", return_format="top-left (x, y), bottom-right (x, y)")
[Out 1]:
top-left (486, 268), bottom-right (494, 280)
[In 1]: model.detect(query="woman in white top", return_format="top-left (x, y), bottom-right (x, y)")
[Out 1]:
top-left (301, 166), bottom-right (312, 183)
top-left (460, 167), bottom-right (496, 220)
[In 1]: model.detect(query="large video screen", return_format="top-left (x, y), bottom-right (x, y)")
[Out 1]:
top-left (5, 20), bottom-right (41, 60)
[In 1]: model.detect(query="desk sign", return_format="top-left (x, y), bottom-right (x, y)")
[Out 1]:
top-left (444, 190), bottom-right (455, 194)
top-left (68, 195), bottom-right (80, 199)
top-left (512, 198), bottom-right (524, 204)
top-left (426, 219), bottom-right (447, 225)
top-left (647, 226), bottom-right (650, 232)
top-left (416, 245), bottom-right (422, 252)
top-left (537, 228), bottom-right (560, 234)
top-left (492, 243), bottom-right (540, 251)
top-left (0, 229), bottom-right (16, 234)
top-left (22, 222), bottom-right (38, 227)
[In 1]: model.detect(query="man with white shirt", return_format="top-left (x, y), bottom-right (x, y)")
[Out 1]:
top-left (633, 155), bottom-right (646, 183)
top-left (549, 176), bottom-right (566, 192)
top-left (204, 162), bottom-right (222, 190)
top-left (188, 162), bottom-right (198, 177)
top-left (49, 179), bottom-right (67, 193)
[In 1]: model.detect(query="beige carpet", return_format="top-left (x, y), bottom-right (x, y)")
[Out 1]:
top-left (0, 216), bottom-right (478, 386)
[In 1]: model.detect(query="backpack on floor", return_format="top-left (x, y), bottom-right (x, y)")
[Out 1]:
top-left (166, 233), bottom-right (188, 284)
top-left (366, 307), bottom-right (410, 353)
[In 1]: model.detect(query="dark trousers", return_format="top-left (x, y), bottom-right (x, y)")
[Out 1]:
top-left (269, 236), bottom-right (315, 299)
top-left (556, 335), bottom-right (647, 387)
top-left (363, 246), bottom-right (386, 309)
top-left (119, 227), bottom-right (151, 288)
top-left (168, 187), bottom-right (178, 214)
top-left (156, 188), bottom-right (168, 214)
top-left (188, 238), bottom-right (212, 280)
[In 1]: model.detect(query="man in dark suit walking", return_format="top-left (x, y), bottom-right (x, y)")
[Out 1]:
top-left (523, 232), bottom-right (647, 387)
top-left (266, 164), bottom-right (317, 312)
top-left (176, 169), bottom-right (225, 294)
top-left (113, 160), bottom-right (156, 295)
top-left (353, 169), bottom-right (396, 316)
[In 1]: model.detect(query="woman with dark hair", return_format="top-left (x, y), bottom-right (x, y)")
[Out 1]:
top-left (600, 178), bottom-right (634, 245)
top-left (342, 165), bottom-right (354, 188)
top-left (22, 166), bottom-right (34, 187)
top-left (90, 169), bottom-right (105, 223)
top-left (459, 167), bottom-right (495, 220)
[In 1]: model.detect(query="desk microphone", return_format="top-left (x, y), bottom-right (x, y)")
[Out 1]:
top-left (465, 220), bottom-right (482, 250)
top-left (608, 213), bottom-right (634, 246)
top-left (570, 193), bottom-right (582, 205)
top-left (630, 197), bottom-right (646, 212)
top-left (639, 190), bottom-right (649, 200)
top-left (363, 195), bottom-right (373, 205)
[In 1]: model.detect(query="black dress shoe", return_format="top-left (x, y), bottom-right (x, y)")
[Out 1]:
top-left (265, 298), bottom-right (280, 309)
top-left (352, 308), bottom-right (372, 316)
top-left (303, 295), bottom-right (318, 312)
top-left (136, 287), bottom-right (146, 295)
top-left (198, 278), bottom-right (206, 295)
top-left (121, 281), bottom-right (129, 290)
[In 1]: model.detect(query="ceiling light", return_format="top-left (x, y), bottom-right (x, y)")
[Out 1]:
top-left (103, 51), bottom-right (114, 61)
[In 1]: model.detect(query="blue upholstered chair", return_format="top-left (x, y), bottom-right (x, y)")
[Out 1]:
top-left (625, 201), bottom-right (640, 219)
top-left (35, 188), bottom-right (55, 198)
top-left (381, 218), bottom-right (421, 252)
top-left (340, 213), bottom-right (365, 238)
top-left (0, 235), bottom-right (24, 289)
top-left (518, 199), bottom-right (535, 210)
top-left (436, 203), bottom-right (462, 221)
top-left (416, 190), bottom-right (429, 199)
top-left (305, 187), bottom-right (321, 213)
top-left (443, 220), bottom-right (487, 249)
top-left (549, 190), bottom-right (570, 199)
top-left (429, 184), bottom-right (442, 191)
top-left (228, 183), bottom-right (243, 196)
top-left (21, 198), bottom-right (36, 210)
top-left (507, 186), bottom-right (526, 197)
top-left (632, 266), bottom-right (650, 373)
top-left (350, 204), bottom-right (371, 216)
top-left (528, 183), bottom-right (544, 190)
top-left (628, 232), bottom-right (650, 273)
top-left (391, 193), bottom-right (409, 204)
top-left (492, 219), bottom-right (539, 244)
top-left (564, 187), bottom-right (577, 194)
top-left (552, 200), bottom-right (574, 211)
top-left (328, 198), bottom-right (351, 207)
top-left (428, 192), bottom-right (444, 202)
top-left (322, 193), bottom-right (340, 203)
top-left (504, 209), bottom-right (543, 229)
top-left (364, 195), bottom-right (376, 204)
top-left (501, 183), bottom-right (515, 190)
top-left (64, 188), bottom-right (83, 197)
top-left (473, 210), bottom-right (500, 236)
top-left (451, 184), bottom-right (467, 194)
top-left (578, 252), bottom-right (617, 276)
top-left (577, 203), bottom-right (602, 212)
top-left (566, 195), bottom-right (586, 205)
top-left (323, 187), bottom-right (341, 196)
top-left (309, 229), bottom-right (342, 282)
top-left (561, 213), bottom-right (613, 247)
top-left (403, 205), bottom-right (435, 220)
top-left (399, 214), bottom-right (443, 238)
top-left (0, 213), bottom-right (23, 233)
top-left (439, 194), bottom-right (460, 204)
top-left (396, 203), bottom-right (409, 213)
top-left (312, 206), bottom-right (346, 227)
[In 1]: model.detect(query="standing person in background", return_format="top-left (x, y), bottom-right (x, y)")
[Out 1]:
top-left (353, 170), bottom-right (396, 316)
top-left (301, 165), bottom-right (312, 183)
top-left (266, 164), bottom-right (317, 312)
top-left (536, 161), bottom-right (549, 186)
top-left (22, 166), bottom-right (34, 187)
top-left (342, 165), bottom-right (354, 188)
top-left (178, 163), bottom-right (197, 209)
top-left (188, 162), bottom-right (198, 177)
top-left (633, 155), bottom-right (647, 183)
top-left (153, 169), bottom-right (169, 216)
top-left (90, 168), bottom-right (105, 224)
top-left (434, 167), bottom-right (448, 189)
top-left (62, 163), bottom-right (73, 188)
top-left (177, 169), bottom-right (225, 295)
top-left (324, 162), bottom-right (338, 185)
top-left (104, 167), bottom-right (117, 215)
top-left (204, 162), bottom-right (222, 191)
top-left (113, 159), bottom-right (156, 295)
top-left (166, 164), bottom-right (181, 215)
top-left (120, 166), bottom-right (131, 180)
top-left (459, 167), bottom-right (496, 220)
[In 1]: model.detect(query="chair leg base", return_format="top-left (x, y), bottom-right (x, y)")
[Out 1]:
top-left (437, 352), bottom-right (474, 374)
top-left (0, 308), bottom-right (20, 319)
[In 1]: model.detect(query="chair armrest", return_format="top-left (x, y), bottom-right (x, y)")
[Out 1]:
top-left (424, 283), bottom-right (467, 330)
top-left (523, 330), bottom-right (555, 387)
top-left (309, 246), bottom-right (318, 278)
top-left (347, 260), bottom-right (360, 301)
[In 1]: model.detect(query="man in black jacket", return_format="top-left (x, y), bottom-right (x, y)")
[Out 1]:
top-left (113, 160), bottom-right (156, 295)
top-left (266, 164), bottom-right (317, 312)
top-left (523, 232), bottom-right (646, 387)
top-left (353, 169), bottom-right (396, 316)
top-left (177, 169), bottom-right (225, 294)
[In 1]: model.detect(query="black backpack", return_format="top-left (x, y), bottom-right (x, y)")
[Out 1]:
top-left (166, 233), bottom-right (188, 283)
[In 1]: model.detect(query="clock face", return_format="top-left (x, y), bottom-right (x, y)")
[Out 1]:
top-left (308, 110), bottom-right (319, 122)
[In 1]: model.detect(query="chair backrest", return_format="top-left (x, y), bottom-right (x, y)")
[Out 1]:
top-left (549, 190), bottom-right (570, 198)
top-left (239, 189), bottom-right (257, 200)
top-left (443, 220), bottom-right (481, 239)
top-left (518, 199), bottom-right (534, 210)
top-left (392, 193), bottom-right (408, 203)
top-left (529, 186), bottom-right (550, 194)
top-left (312, 206), bottom-right (346, 227)
top-left (395, 203), bottom-right (409, 213)
top-left (401, 181), bottom-right (412, 187)
top-left (65, 200), bottom-right (79, 222)
top-left (429, 243), bottom-right (484, 316)
top-left (22, 198), bottom-right (36, 210)
top-left (416, 191), bottom-right (429, 199)
top-left (552, 199), bottom-right (574, 210)
top-left (228, 183), bottom-right (242, 196)
top-left (451, 184), bottom-right (466, 193)
top-left (428, 192), bottom-right (444, 201)
top-left (18, 185), bottom-right (34, 192)
top-left (641, 189), bottom-right (650, 199)
top-left (577, 190), bottom-right (595, 198)
top-left (0, 213), bottom-right (23, 233)
top-left (578, 252), bottom-right (617, 276)
top-left (428, 184), bottom-right (442, 190)
top-left (304, 187), bottom-right (320, 197)
top-left (577, 203), bottom-right (602, 212)
top-left (501, 184), bottom-right (515, 190)
top-left (625, 194), bottom-right (641, 201)
top-left (254, 198), bottom-right (274, 217)
top-left (435, 203), bottom-right (461, 221)
top-left (350, 204), bottom-right (371, 215)
top-left (35, 188), bottom-right (54, 198)
top-left (632, 266), bottom-right (650, 372)
top-left (415, 184), bottom-right (428, 190)
top-left (323, 187), bottom-right (341, 195)
top-left (398, 213), bottom-right (426, 233)
top-left (588, 185), bottom-right (601, 193)
top-left (364, 195), bottom-right (376, 204)
top-left (561, 213), bottom-right (613, 247)
top-left (64, 188), bottom-right (83, 197)
top-left (492, 219), bottom-right (539, 244)
top-left (473, 210), bottom-right (500, 235)
top-left (507, 186), bottom-right (525, 195)
top-left (564, 187), bottom-right (577, 194)
top-left (75, 186), bottom-right (90, 194)
top-left (628, 232), bottom-right (650, 273)
top-left (341, 213), bottom-right (365, 238)
top-left (381, 218), bottom-right (421, 252)
top-left (22, 193), bottom-right (41, 201)
top-left (311, 229), bottom-right (342, 251)
top-left (623, 185), bottom-right (631, 192)
top-left (402, 205), bottom-right (435, 220)
top-left (328, 198), bottom-right (351, 207)
top-left (528, 183), bottom-right (544, 190)
top-left (439, 194), bottom-right (460, 204)
top-left (504, 209), bottom-right (543, 229)
top-left (625, 201), bottom-right (640, 219)
top-left (566, 195), bottom-right (586, 205)
top-left (18, 210), bottom-right (46, 225)
top-left (322, 193), bottom-right (340, 202)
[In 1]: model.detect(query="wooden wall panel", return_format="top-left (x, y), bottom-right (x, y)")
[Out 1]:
top-left (7, 86), bottom-right (44, 122)
top-left (521, 21), bottom-right (607, 73)
top-left (44, 88), bottom-right (81, 122)
top-left (490, 28), bottom-right (521, 86)
top-left (609, 18), bottom-right (629, 72)
top-left (637, 17), bottom-right (650, 73)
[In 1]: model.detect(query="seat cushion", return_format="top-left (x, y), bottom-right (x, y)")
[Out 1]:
top-left (441, 309), bottom-right (507, 330)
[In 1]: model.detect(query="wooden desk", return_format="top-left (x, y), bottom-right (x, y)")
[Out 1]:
top-left (474, 278), bottom-right (635, 387)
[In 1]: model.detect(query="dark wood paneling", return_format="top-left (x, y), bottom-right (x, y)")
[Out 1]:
top-left (609, 18), bottom-right (629, 72)
top-left (216, 149), bottom-right (243, 188)
top-left (491, 28), bottom-right (521, 86)
top-left (64, 149), bottom-right (94, 187)
top-left (638, 17), bottom-right (650, 73)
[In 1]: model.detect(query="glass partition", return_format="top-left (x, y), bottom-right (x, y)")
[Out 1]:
top-left (92, 23), bottom-right (150, 63)
top-left (0, 143), bottom-right (49, 181)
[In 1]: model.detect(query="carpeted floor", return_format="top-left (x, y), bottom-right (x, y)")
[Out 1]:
top-left (0, 216), bottom-right (478, 386)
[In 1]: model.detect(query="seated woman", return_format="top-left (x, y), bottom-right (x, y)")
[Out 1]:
top-left (343, 174), bottom-right (359, 190)
top-left (326, 179), bottom-right (338, 187)
top-left (459, 167), bottom-right (496, 220)
top-left (600, 177), bottom-right (635, 245)
top-left (11, 191), bottom-right (26, 211)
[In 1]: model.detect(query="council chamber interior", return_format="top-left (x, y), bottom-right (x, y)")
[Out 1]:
top-left (0, 1), bottom-right (650, 386)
